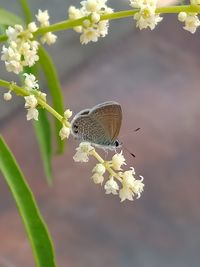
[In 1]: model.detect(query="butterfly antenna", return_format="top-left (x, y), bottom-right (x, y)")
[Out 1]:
top-left (134, 127), bottom-right (141, 132)
top-left (122, 144), bottom-right (136, 158)
top-left (120, 128), bottom-right (141, 157)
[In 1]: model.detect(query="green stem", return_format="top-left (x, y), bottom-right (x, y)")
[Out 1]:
top-left (19, 0), bottom-right (33, 24)
top-left (0, 78), bottom-right (70, 127)
top-left (0, 5), bottom-right (200, 42)
top-left (34, 5), bottom-right (200, 36)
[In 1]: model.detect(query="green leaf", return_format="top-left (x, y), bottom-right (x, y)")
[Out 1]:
top-left (34, 109), bottom-right (53, 185)
top-left (0, 8), bottom-right (23, 26)
top-left (0, 136), bottom-right (57, 267)
top-left (38, 45), bottom-right (65, 154)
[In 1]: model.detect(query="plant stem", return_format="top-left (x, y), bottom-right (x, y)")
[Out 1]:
top-left (0, 78), bottom-right (70, 127)
top-left (19, 0), bottom-right (33, 24)
top-left (34, 5), bottom-right (200, 36)
top-left (0, 5), bottom-right (200, 42)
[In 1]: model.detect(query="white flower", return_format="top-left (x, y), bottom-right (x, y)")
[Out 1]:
top-left (111, 151), bottom-right (126, 170)
top-left (3, 91), bottom-right (12, 101)
top-left (24, 73), bottom-right (39, 90)
top-left (28, 22), bottom-right (38, 32)
top-left (26, 108), bottom-right (39, 121)
top-left (119, 186), bottom-right (134, 202)
top-left (40, 32), bottom-right (57, 45)
top-left (1, 45), bottom-right (22, 74)
top-left (119, 169), bottom-right (144, 201)
top-left (59, 126), bottom-right (70, 140)
top-left (80, 27), bottom-right (99, 44)
top-left (68, 6), bottom-right (83, 20)
top-left (132, 176), bottom-right (144, 198)
top-left (68, 0), bottom-right (113, 44)
top-left (24, 95), bottom-right (38, 109)
top-left (182, 13), bottom-right (200, 33)
top-left (84, 0), bottom-right (100, 12)
top-left (130, 0), bottom-right (162, 30)
top-left (134, 6), bottom-right (163, 30)
top-left (36, 9), bottom-right (50, 26)
top-left (191, 0), bottom-right (200, 5)
top-left (64, 109), bottom-right (73, 119)
top-left (104, 177), bottom-right (119, 195)
top-left (73, 142), bottom-right (94, 162)
top-left (91, 12), bottom-right (100, 23)
top-left (178, 12), bottom-right (187, 22)
top-left (178, 12), bottom-right (200, 33)
top-left (5, 26), bottom-right (19, 41)
top-left (92, 163), bottom-right (106, 175)
top-left (91, 173), bottom-right (104, 184)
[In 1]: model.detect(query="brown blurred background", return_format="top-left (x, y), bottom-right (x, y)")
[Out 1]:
top-left (0, 1), bottom-right (200, 267)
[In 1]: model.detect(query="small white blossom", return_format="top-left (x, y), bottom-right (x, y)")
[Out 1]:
top-left (111, 151), bottom-right (126, 170)
top-left (73, 142), bottom-right (94, 162)
top-left (178, 13), bottom-right (200, 34)
top-left (91, 173), bottom-right (104, 184)
top-left (119, 186), bottom-right (134, 202)
top-left (28, 22), bottom-right (38, 32)
top-left (178, 12), bottom-right (187, 22)
top-left (4, 91), bottom-right (12, 101)
top-left (130, 0), bottom-right (163, 30)
top-left (68, 6), bottom-right (83, 20)
top-left (24, 95), bottom-right (38, 109)
top-left (132, 176), bottom-right (144, 198)
top-left (64, 109), bottom-right (73, 119)
top-left (104, 177), bottom-right (119, 195)
top-left (91, 163), bottom-right (105, 184)
top-left (24, 73), bottom-right (39, 90)
top-left (119, 169), bottom-right (144, 202)
top-left (26, 108), bottom-right (39, 121)
top-left (92, 163), bottom-right (106, 175)
top-left (59, 126), bottom-right (71, 140)
top-left (80, 28), bottom-right (99, 44)
top-left (36, 9), bottom-right (50, 26)
top-left (40, 32), bottom-right (57, 45)
top-left (91, 12), bottom-right (100, 23)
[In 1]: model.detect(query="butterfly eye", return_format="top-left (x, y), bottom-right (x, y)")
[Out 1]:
top-left (115, 140), bottom-right (120, 147)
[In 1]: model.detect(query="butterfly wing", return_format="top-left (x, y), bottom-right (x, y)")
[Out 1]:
top-left (71, 102), bottom-right (122, 146)
top-left (71, 114), bottom-right (112, 145)
top-left (90, 101), bottom-right (122, 143)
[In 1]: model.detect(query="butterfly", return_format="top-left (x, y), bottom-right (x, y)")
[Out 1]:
top-left (71, 101), bottom-right (122, 150)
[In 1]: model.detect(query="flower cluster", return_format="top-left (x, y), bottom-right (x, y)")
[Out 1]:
top-left (68, 0), bottom-right (113, 44)
top-left (23, 73), bottom-right (41, 121)
top-left (1, 24), bottom-right (39, 74)
top-left (130, 0), bottom-right (163, 30)
top-left (73, 142), bottom-right (144, 202)
top-left (59, 109), bottom-right (72, 140)
top-left (1, 10), bottom-right (57, 75)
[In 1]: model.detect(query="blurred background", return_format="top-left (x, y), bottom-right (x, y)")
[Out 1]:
top-left (1, 0), bottom-right (200, 267)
